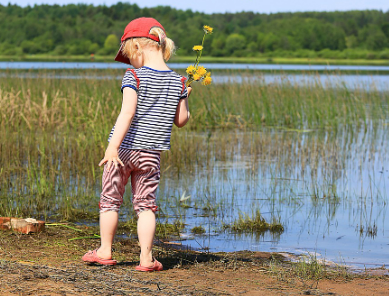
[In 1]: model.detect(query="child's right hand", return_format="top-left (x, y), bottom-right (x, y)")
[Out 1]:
top-left (99, 147), bottom-right (124, 171)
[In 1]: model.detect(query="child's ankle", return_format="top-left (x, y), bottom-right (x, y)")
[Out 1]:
top-left (97, 246), bottom-right (112, 259)
top-left (140, 252), bottom-right (153, 262)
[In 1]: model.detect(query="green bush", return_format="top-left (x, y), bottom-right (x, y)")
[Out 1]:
top-left (67, 40), bottom-right (96, 55)
top-left (53, 45), bottom-right (68, 55)
top-left (317, 49), bottom-right (343, 59)
top-left (103, 34), bottom-right (119, 55)
top-left (342, 49), bottom-right (369, 59)
top-left (225, 33), bottom-right (246, 55)
top-left (378, 50), bottom-right (389, 59)
top-left (292, 49), bottom-right (317, 58)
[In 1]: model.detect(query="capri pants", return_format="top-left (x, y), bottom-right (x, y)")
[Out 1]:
top-left (99, 148), bottom-right (161, 215)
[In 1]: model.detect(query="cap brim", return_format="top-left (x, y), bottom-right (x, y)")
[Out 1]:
top-left (114, 44), bottom-right (131, 65)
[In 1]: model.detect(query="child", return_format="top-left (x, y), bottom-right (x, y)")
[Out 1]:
top-left (82, 17), bottom-right (191, 271)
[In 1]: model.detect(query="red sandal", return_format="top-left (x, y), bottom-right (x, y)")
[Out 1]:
top-left (82, 249), bottom-right (117, 266)
top-left (135, 259), bottom-right (163, 272)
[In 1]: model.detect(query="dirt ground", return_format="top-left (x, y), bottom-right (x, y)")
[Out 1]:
top-left (0, 225), bottom-right (388, 296)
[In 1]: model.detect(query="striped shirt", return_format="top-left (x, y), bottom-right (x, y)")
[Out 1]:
top-left (108, 66), bottom-right (188, 150)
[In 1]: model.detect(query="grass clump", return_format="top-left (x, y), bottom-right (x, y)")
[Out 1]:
top-left (191, 226), bottom-right (206, 235)
top-left (224, 210), bottom-right (284, 234)
top-left (269, 256), bottom-right (325, 289)
top-left (269, 253), bottom-right (355, 289)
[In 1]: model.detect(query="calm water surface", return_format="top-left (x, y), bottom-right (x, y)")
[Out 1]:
top-left (1, 62), bottom-right (389, 91)
top-left (153, 125), bottom-right (389, 270)
top-left (2, 61), bottom-right (389, 71)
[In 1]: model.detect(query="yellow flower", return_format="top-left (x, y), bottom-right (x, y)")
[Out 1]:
top-left (196, 66), bottom-right (207, 77)
top-left (203, 25), bottom-right (213, 34)
top-left (193, 73), bottom-right (201, 81)
top-left (186, 65), bottom-right (196, 75)
top-left (206, 71), bottom-right (211, 77)
top-left (192, 45), bottom-right (203, 51)
top-left (202, 76), bottom-right (212, 86)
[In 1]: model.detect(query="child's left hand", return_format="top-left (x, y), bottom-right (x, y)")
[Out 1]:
top-left (99, 147), bottom-right (124, 172)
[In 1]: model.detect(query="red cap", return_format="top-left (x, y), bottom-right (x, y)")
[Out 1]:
top-left (114, 17), bottom-right (165, 65)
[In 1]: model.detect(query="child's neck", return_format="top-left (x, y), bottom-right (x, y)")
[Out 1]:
top-left (142, 48), bottom-right (170, 71)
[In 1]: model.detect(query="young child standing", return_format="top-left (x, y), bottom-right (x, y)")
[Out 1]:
top-left (82, 17), bottom-right (191, 271)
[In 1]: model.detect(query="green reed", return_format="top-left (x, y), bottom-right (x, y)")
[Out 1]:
top-left (223, 209), bottom-right (284, 234)
top-left (0, 69), bottom-right (387, 221)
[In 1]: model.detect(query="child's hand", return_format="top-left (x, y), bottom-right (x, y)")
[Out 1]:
top-left (99, 147), bottom-right (124, 171)
top-left (187, 86), bottom-right (192, 97)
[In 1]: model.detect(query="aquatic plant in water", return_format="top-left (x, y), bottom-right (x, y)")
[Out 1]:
top-left (223, 210), bottom-right (284, 234)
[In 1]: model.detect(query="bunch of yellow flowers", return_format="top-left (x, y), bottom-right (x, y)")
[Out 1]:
top-left (186, 25), bottom-right (213, 87)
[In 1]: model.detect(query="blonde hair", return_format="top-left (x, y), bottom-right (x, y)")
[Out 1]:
top-left (121, 27), bottom-right (175, 62)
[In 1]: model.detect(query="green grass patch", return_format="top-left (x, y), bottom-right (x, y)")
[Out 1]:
top-left (224, 210), bottom-right (284, 234)
top-left (269, 253), bottom-right (354, 289)
top-left (191, 226), bottom-right (206, 235)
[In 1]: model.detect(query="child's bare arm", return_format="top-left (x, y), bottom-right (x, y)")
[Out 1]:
top-left (174, 87), bottom-right (192, 128)
top-left (99, 88), bottom-right (138, 170)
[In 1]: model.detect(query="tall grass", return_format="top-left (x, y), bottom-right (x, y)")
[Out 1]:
top-left (0, 69), bottom-right (388, 221)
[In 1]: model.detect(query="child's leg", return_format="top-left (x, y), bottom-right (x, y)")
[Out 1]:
top-left (97, 211), bottom-right (119, 259)
top-left (131, 150), bottom-right (161, 267)
top-left (95, 148), bottom-right (133, 259)
top-left (137, 210), bottom-right (156, 267)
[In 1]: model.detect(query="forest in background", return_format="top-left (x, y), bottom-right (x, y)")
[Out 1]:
top-left (1, 2), bottom-right (389, 60)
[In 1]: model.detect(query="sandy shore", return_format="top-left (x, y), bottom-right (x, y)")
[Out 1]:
top-left (0, 225), bottom-right (388, 295)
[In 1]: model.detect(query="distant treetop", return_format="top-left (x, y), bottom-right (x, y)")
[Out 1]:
top-left (0, 3), bottom-right (388, 58)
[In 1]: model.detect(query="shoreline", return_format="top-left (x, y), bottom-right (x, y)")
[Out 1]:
top-left (0, 225), bottom-right (388, 295)
top-left (1, 55), bottom-right (389, 66)
top-left (160, 240), bottom-right (388, 275)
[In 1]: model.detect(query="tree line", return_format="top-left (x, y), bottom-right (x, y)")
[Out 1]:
top-left (0, 3), bottom-right (389, 59)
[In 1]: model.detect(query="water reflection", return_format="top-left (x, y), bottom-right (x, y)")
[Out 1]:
top-left (1, 71), bottom-right (388, 91)
top-left (154, 124), bottom-right (388, 269)
top-left (218, 74), bottom-right (389, 91)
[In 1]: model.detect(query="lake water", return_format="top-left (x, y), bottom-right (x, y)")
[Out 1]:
top-left (1, 61), bottom-right (389, 71)
top-left (1, 62), bottom-right (389, 91)
top-left (2, 62), bottom-right (388, 271)
top-left (148, 126), bottom-right (389, 271)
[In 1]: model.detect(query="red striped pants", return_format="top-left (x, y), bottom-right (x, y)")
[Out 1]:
top-left (99, 149), bottom-right (161, 215)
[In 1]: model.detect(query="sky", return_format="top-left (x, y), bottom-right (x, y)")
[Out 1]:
top-left (1, 0), bottom-right (389, 14)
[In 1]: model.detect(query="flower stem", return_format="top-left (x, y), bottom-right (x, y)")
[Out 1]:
top-left (194, 51), bottom-right (200, 68)
top-left (186, 76), bottom-right (194, 87)
top-left (195, 33), bottom-right (206, 68)
top-left (199, 34), bottom-right (206, 64)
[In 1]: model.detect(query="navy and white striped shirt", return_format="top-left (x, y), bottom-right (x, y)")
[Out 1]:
top-left (108, 66), bottom-right (188, 150)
